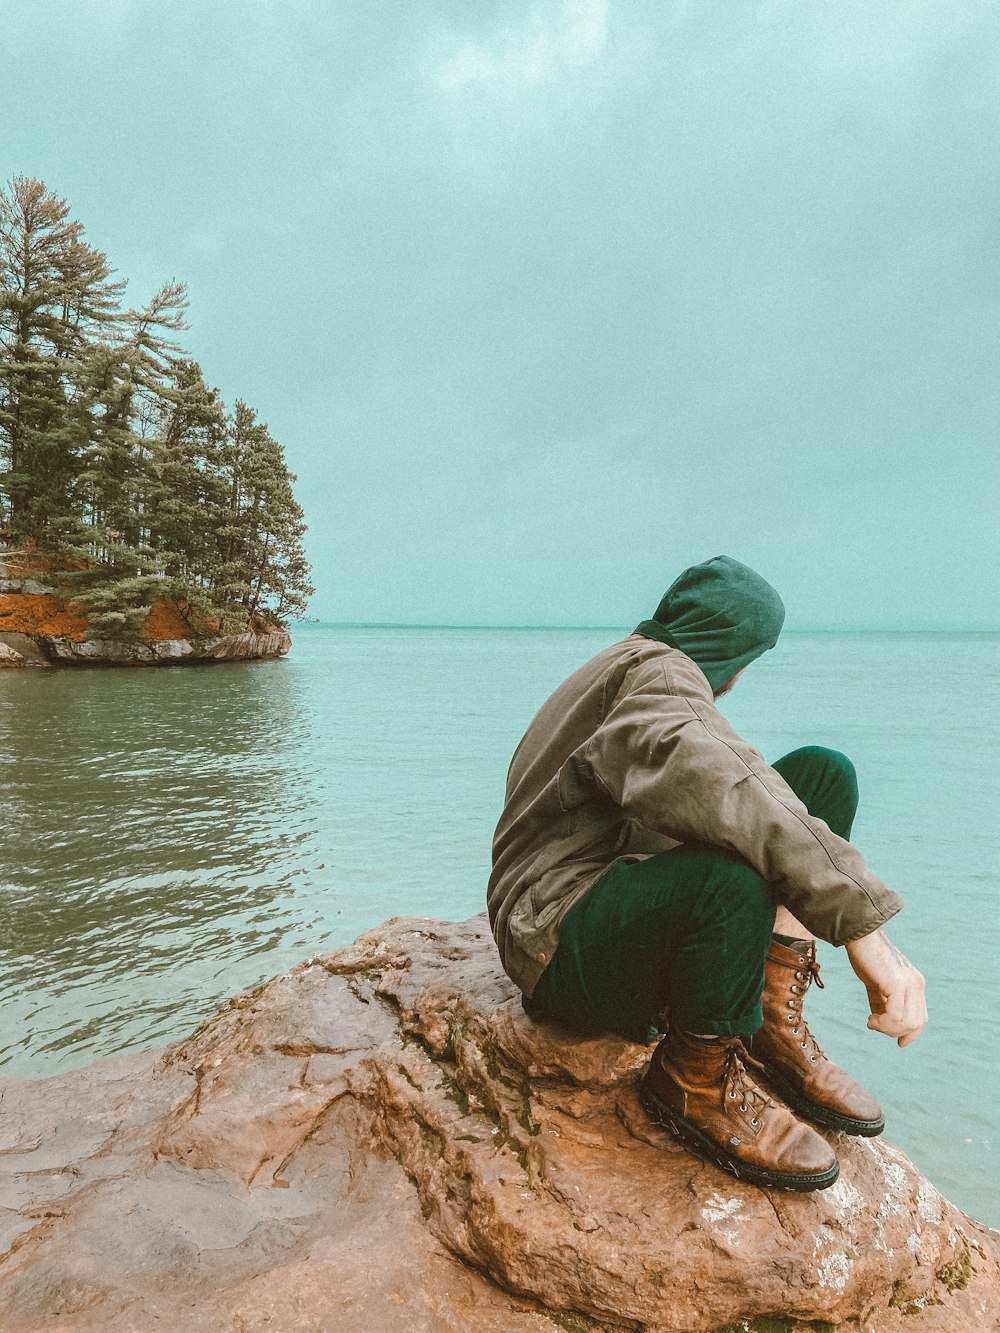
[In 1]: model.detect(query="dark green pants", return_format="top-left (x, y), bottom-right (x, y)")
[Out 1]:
top-left (529, 746), bottom-right (859, 1042)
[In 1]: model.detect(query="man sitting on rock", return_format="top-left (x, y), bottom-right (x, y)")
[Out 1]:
top-left (488, 556), bottom-right (927, 1192)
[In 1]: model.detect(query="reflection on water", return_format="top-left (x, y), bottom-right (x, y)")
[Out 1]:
top-left (0, 628), bottom-right (997, 1228)
top-left (0, 663), bottom-right (320, 1065)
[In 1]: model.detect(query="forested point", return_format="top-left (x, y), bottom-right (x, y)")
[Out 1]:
top-left (0, 176), bottom-right (313, 638)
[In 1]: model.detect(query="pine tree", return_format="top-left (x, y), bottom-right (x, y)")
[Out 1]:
top-left (64, 284), bottom-right (190, 637)
top-left (146, 359), bottom-right (229, 593)
top-left (0, 177), bottom-right (124, 536)
top-left (0, 178), bottom-right (313, 636)
top-left (216, 401), bottom-right (314, 625)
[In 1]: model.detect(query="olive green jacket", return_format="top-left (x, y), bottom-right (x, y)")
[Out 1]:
top-left (488, 634), bottom-right (902, 997)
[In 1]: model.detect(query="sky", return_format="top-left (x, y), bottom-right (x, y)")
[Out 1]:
top-left (3, 0), bottom-right (998, 628)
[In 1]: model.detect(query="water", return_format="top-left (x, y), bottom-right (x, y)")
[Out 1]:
top-left (0, 628), bottom-right (996, 1225)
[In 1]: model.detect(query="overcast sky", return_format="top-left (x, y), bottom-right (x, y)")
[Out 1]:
top-left (4, 1), bottom-right (998, 627)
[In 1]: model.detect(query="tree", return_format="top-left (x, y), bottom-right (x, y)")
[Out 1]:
top-left (145, 358), bottom-right (228, 588)
top-left (64, 284), bottom-right (191, 637)
top-left (215, 401), bottom-right (314, 625)
top-left (0, 177), bottom-right (124, 536)
top-left (0, 177), bottom-right (313, 636)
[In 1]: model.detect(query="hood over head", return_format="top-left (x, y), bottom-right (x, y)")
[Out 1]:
top-left (634, 555), bottom-right (785, 692)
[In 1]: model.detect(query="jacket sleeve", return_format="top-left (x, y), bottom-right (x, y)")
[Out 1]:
top-left (580, 658), bottom-right (902, 946)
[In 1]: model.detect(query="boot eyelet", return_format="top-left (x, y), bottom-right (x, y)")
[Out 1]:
top-left (786, 1014), bottom-right (795, 1022)
top-left (809, 1055), bottom-right (817, 1063)
top-left (798, 956), bottom-right (806, 963)
top-left (800, 1040), bottom-right (807, 1047)
top-left (790, 985), bottom-right (798, 994)
top-left (750, 1117), bottom-right (759, 1127)
top-left (739, 1104), bottom-right (748, 1113)
top-left (795, 971), bottom-right (803, 980)
top-left (728, 1091), bottom-right (737, 1099)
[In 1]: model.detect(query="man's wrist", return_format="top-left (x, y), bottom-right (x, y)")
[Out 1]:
top-left (846, 927), bottom-right (883, 954)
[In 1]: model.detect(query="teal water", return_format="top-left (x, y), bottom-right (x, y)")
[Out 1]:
top-left (0, 628), bottom-right (996, 1224)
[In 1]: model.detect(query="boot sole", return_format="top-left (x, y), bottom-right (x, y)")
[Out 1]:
top-left (640, 1086), bottom-right (840, 1193)
top-left (754, 1065), bottom-right (885, 1138)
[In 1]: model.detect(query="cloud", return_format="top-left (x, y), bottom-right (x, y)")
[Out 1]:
top-left (13, 0), bottom-right (997, 627)
top-left (433, 0), bottom-right (608, 94)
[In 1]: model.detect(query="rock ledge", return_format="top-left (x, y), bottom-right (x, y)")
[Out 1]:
top-left (1, 915), bottom-right (997, 1332)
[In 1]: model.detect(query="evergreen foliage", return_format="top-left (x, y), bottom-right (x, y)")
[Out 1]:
top-left (0, 177), bottom-right (314, 635)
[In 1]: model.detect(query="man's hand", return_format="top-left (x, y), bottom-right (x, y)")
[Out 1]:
top-left (845, 929), bottom-right (927, 1047)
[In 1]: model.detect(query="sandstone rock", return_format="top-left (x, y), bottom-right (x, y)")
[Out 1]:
top-left (196, 628), bottom-right (292, 661)
top-left (0, 916), bottom-right (997, 1332)
top-left (32, 635), bottom-right (76, 662)
top-left (0, 631), bottom-right (50, 666)
top-left (32, 629), bottom-right (290, 667)
top-left (51, 636), bottom-right (157, 664)
top-left (151, 638), bottom-right (195, 660)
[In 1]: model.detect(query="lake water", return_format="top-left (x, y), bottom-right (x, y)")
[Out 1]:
top-left (0, 627), bottom-right (996, 1226)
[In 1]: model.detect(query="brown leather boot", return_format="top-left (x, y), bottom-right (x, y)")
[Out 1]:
top-left (641, 1028), bottom-right (839, 1191)
top-left (746, 939), bottom-right (885, 1137)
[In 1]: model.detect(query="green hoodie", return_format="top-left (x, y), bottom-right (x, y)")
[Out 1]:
top-left (634, 555), bottom-right (785, 693)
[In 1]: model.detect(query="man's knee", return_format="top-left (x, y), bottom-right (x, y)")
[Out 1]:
top-left (775, 745), bottom-right (858, 801)
top-left (792, 744), bottom-right (857, 782)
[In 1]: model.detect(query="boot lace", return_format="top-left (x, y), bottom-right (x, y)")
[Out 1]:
top-left (722, 1044), bottom-right (773, 1128)
top-left (786, 953), bottom-right (826, 1063)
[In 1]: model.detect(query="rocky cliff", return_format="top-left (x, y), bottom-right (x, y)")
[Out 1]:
top-left (1, 915), bottom-right (997, 1332)
top-left (0, 544), bottom-right (290, 667)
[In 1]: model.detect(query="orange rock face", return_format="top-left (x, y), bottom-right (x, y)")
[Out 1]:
top-left (0, 591), bottom-right (90, 639)
top-left (140, 596), bottom-right (197, 640)
top-left (0, 915), bottom-right (997, 1332)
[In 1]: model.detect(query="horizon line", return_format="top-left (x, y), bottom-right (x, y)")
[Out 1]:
top-left (293, 621), bottom-right (999, 634)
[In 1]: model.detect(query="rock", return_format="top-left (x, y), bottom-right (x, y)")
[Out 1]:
top-left (150, 638), bottom-right (194, 660)
top-left (33, 630), bottom-right (290, 667)
top-left (0, 639), bottom-right (24, 665)
top-left (0, 632), bottom-right (50, 666)
top-left (0, 579), bottom-right (24, 593)
top-left (51, 636), bottom-right (156, 664)
top-left (1, 917), bottom-right (997, 1333)
top-left (20, 579), bottom-right (55, 596)
top-left (195, 629), bottom-right (292, 661)
top-left (33, 634), bottom-right (77, 662)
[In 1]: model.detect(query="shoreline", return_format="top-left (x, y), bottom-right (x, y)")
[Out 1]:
top-left (0, 626), bottom-right (291, 668)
